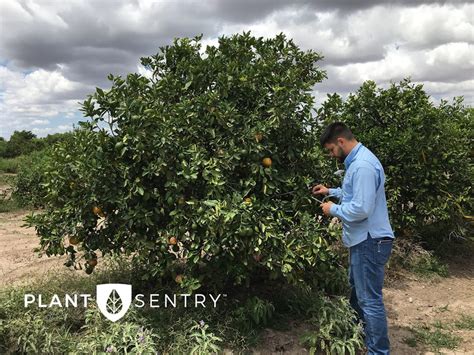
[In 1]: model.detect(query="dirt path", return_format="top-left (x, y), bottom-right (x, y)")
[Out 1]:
top-left (0, 210), bottom-right (67, 287)
top-left (385, 260), bottom-right (474, 355)
top-left (1, 210), bottom-right (473, 354)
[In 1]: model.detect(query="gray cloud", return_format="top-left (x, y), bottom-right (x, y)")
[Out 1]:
top-left (0, 0), bottom-right (472, 138)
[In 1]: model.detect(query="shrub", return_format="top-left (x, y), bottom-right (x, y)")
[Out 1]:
top-left (25, 33), bottom-right (344, 291)
top-left (317, 79), bottom-right (473, 243)
top-left (12, 149), bottom-right (52, 208)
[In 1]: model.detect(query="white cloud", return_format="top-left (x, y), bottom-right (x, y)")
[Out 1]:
top-left (328, 42), bottom-right (473, 87)
top-left (31, 119), bottom-right (50, 125)
top-left (426, 42), bottom-right (473, 68)
top-left (31, 124), bottom-right (72, 136)
top-left (399, 4), bottom-right (473, 47)
top-left (0, 66), bottom-right (91, 137)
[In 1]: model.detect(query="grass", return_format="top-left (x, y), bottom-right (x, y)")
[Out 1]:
top-left (403, 319), bottom-right (465, 352)
top-left (411, 255), bottom-right (449, 278)
top-left (0, 198), bottom-right (21, 213)
top-left (0, 173), bottom-right (22, 213)
top-left (0, 256), bottom-right (364, 354)
top-left (454, 315), bottom-right (474, 330)
top-left (0, 173), bottom-right (15, 186)
top-left (389, 237), bottom-right (449, 279)
top-left (0, 157), bottom-right (24, 174)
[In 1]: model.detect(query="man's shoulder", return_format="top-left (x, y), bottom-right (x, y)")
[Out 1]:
top-left (351, 159), bottom-right (376, 172)
top-left (357, 145), bottom-right (382, 165)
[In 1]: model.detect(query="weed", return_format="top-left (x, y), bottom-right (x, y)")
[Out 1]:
top-left (454, 314), bottom-right (474, 330)
top-left (404, 322), bottom-right (462, 352)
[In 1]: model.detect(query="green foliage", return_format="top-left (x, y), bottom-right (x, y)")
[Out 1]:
top-left (74, 307), bottom-right (160, 354)
top-left (300, 293), bottom-right (364, 355)
top-left (0, 257), bottom-right (362, 354)
top-left (6, 311), bottom-right (72, 354)
top-left (404, 321), bottom-right (462, 352)
top-left (0, 173), bottom-right (21, 212)
top-left (0, 156), bottom-right (24, 173)
top-left (25, 32), bottom-right (341, 288)
top-left (454, 314), bottom-right (474, 330)
top-left (318, 79), bottom-right (474, 243)
top-left (189, 322), bottom-right (223, 354)
top-left (390, 238), bottom-right (449, 278)
top-left (0, 131), bottom-right (72, 158)
top-left (0, 197), bottom-right (21, 213)
top-left (231, 296), bottom-right (275, 331)
top-left (2, 130), bottom-right (38, 158)
top-left (411, 254), bottom-right (448, 277)
top-left (12, 149), bottom-right (52, 208)
top-left (0, 138), bottom-right (6, 157)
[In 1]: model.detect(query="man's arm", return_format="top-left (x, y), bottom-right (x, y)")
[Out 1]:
top-left (329, 167), bottom-right (377, 223)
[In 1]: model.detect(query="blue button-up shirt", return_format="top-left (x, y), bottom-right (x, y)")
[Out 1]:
top-left (329, 142), bottom-right (394, 247)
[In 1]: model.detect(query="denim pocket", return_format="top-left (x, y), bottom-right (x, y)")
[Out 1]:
top-left (375, 239), bottom-right (393, 265)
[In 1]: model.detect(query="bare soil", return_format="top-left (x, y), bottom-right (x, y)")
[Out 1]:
top-left (1, 210), bottom-right (473, 354)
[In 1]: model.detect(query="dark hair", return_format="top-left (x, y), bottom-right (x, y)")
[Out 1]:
top-left (319, 122), bottom-right (355, 147)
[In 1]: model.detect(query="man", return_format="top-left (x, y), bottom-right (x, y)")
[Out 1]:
top-left (312, 122), bottom-right (395, 355)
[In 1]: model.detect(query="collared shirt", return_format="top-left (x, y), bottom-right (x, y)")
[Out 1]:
top-left (329, 142), bottom-right (394, 247)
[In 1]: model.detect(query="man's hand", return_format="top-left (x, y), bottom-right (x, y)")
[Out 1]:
top-left (312, 184), bottom-right (329, 196)
top-left (320, 201), bottom-right (334, 216)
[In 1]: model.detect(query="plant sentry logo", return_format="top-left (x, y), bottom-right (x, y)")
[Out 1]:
top-left (24, 283), bottom-right (225, 322)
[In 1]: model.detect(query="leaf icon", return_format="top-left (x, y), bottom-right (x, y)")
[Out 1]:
top-left (106, 289), bottom-right (123, 315)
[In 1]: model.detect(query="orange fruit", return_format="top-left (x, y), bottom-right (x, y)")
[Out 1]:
top-left (175, 274), bottom-right (184, 283)
top-left (169, 236), bottom-right (177, 245)
top-left (92, 206), bottom-right (105, 217)
top-left (262, 157), bottom-right (272, 168)
top-left (87, 258), bottom-right (98, 267)
top-left (69, 236), bottom-right (80, 245)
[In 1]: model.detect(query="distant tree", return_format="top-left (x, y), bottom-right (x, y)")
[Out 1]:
top-left (0, 130), bottom-right (73, 158)
top-left (43, 132), bottom-right (73, 146)
top-left (0, 137), bottom-right (6, 157)
top-left (4, 130), bottom-right (37, 158)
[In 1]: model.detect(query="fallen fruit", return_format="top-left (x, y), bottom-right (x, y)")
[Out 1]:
top-left (68, 236), bottom-right (79, 245)
top-left (87, 258), bottom-right (98, 267)
top-left (64, 260), bottom-right (74, 267)
top-left (262, 157), bottom-right (272, 168)
top-left (85, 266), bottom-right (94, 275)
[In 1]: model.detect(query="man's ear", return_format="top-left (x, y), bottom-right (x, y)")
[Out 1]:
top-left (336, 137), bottom-right (345, 146)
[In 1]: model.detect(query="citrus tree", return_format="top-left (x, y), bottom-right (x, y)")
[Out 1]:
top-left (27, 33), bottom-right (342, 291)
top-left (317, 79), bottom-right (473, 242)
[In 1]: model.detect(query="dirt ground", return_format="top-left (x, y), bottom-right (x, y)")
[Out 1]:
top-left (0, 210), bottom-right (67, 286)
top-left (1, 210), bottom-right (473, 354)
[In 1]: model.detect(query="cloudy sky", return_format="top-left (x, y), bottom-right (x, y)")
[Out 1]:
top-left (0, 0), bottom-right (472, 139)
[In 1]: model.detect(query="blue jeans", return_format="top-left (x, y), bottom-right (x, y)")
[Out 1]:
top-left (349, 233), bottom-right (393, 355)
